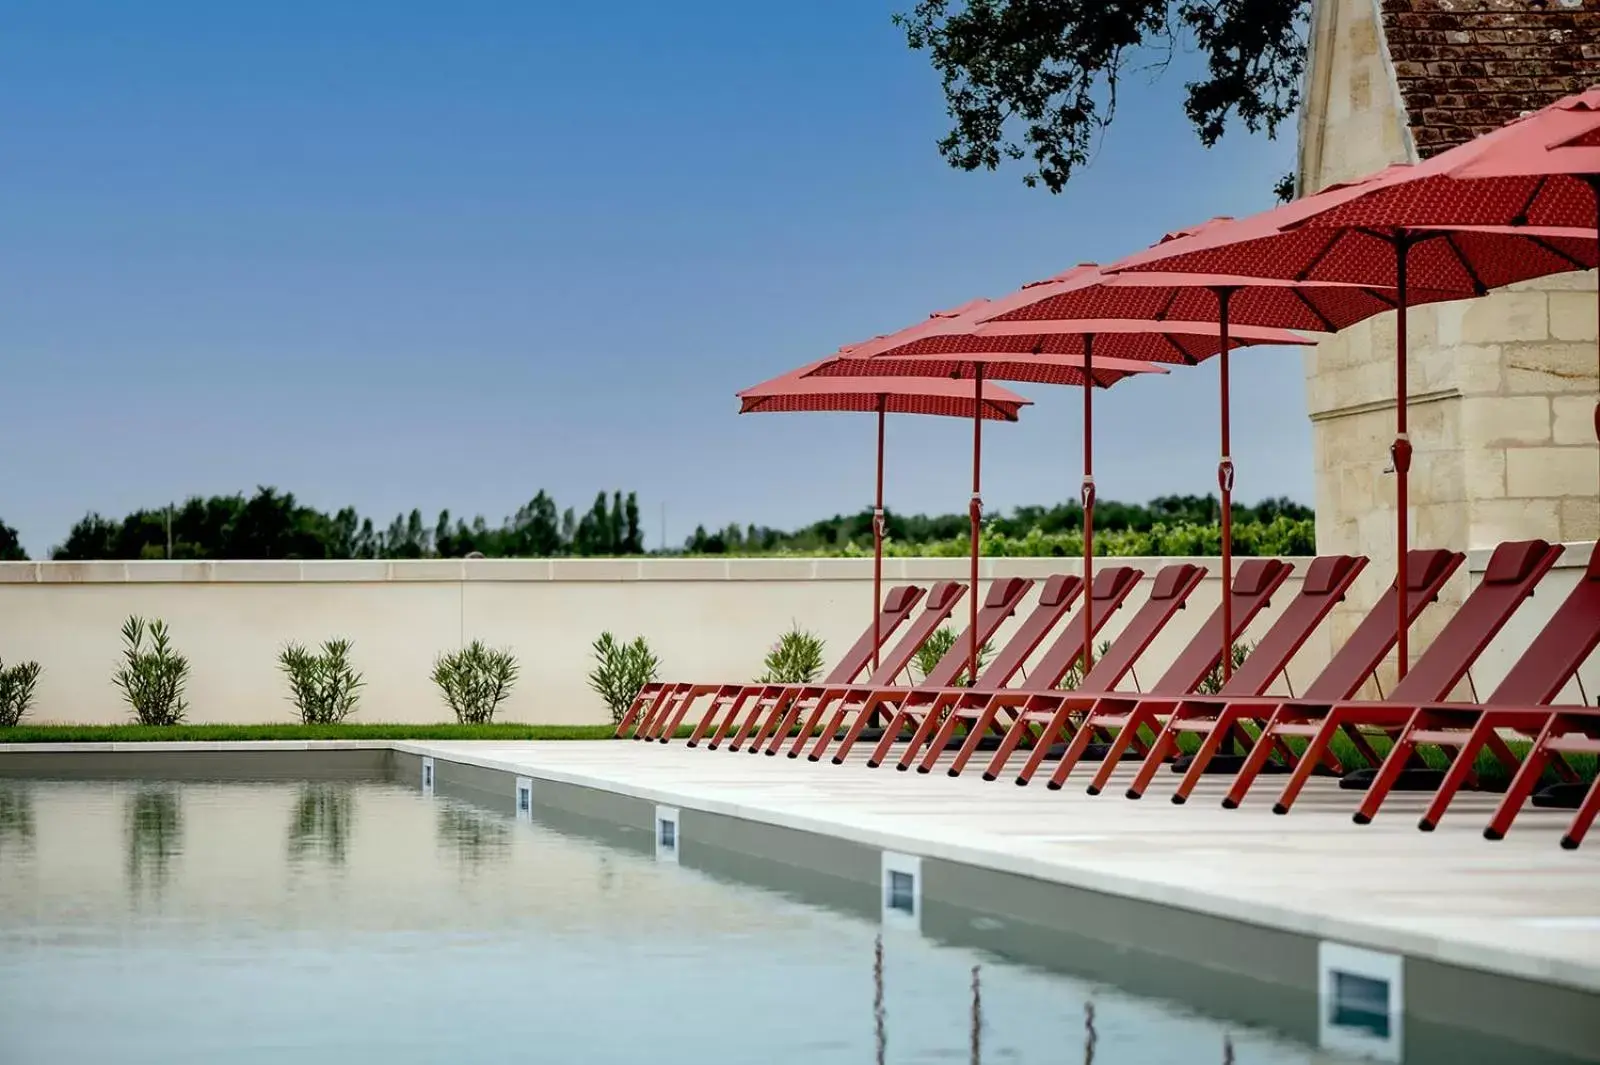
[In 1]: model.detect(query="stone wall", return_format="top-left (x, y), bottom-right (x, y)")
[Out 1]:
top-left (1297, 0), bottom-right (1599, 692)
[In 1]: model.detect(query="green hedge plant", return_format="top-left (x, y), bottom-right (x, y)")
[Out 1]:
top-left (1057, 640), bottom-right (1116, 691)
top-left (758, 623), bottom-right (826, 684)
top-left (587, 632), bottom-right (660, 726)
top-left (433, 641), bottom-right (519, 724)
top-left (278, 638), bottom-right (364, 725)
top-left (0, 659), bottom-right (41, 727)
top-left (912, 627), bottom-right (994, 687)
top-left (113, 617), bottom-right (189, 726)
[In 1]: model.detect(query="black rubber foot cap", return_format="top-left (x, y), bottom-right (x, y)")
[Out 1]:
top-left (659, 738), bottom-right (669, 744)
top-left (1560, 835), bottom-right (1579, 851)
top-left (1221, 797), bottom-right (1238, 810)
top-left (866, 760), bottom-right (880, 769)
top-left (686, 742), bottom-right (699, 749)
top-left (1124, 788), bottom-right (1141, 800)
top-left (1352, 812), bottom-right (1371, 826)
top-left (1271, 802), bottom-right (1289, 816)
top-left (1014, 777), bottom-right (1029, 787)
top-left (1417, 818), bottom-right (1435, 832)
top-left (707, 745), bottom-right (720, 752)
top-left (830, 756), bottom-right (844, 765)
top-left (1084, 785), bottom-right (1099, 796)
top-left (806, 754), bottom-right (819, 762)
top-left (786, 752), bottom-right (800, 760)
top-left (1483, 827), bottom-right (1504, 842)
top-left (945, 768), bottom-right (958, 778)
top-left (1045, 780), bottom-right (1062, 792)
top-left (765, 750), bottom-right (777, 757)
top-left (981, 772), bottom-right (996, 782)
top-left (1171, 794), bottom-right (1187, 806)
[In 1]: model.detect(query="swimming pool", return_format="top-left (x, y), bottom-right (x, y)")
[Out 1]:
top-left (0, 774), bottom-right (1586, 1064)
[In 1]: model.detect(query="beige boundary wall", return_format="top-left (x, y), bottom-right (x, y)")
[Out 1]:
top-left (2, 546), bottom-right (1593, 726)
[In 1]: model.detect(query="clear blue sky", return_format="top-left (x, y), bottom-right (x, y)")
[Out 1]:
top-left (0, 1), bottom-right (1308, 556)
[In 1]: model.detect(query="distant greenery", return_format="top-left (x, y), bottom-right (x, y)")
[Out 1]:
top-left (757, 625), bottom-right (827, 685)
top-left (2, 488), bottom-right (1312, 561)
top-left (912, 628), bottom-right (995, 687)
top-left (0, 723), bottom-right (626, 743)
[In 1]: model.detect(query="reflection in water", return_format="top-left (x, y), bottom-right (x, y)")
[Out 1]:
top-left (873, 935), bottom-right (886, 1065)
top-left (1225, 1032), bottom-right (1236, 1064)
top-left (970, 965), bottom-right (982, 1065)
top-left (1084, 1000), bottom-right (1097, 1065)
top-left (436, 801), bottom-right (510, 867)
top-left (287, 783), bottom-right (355, 867)
top-left (125, 786), bottom-right (182, 900)
top-left (0, 784), bottom-right (34, 859)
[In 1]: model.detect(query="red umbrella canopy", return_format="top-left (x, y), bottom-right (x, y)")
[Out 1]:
top-left (737, 361), bottom-right (1033, 420)
top-left (1107, 178), bottom-right (1597, 289)
top-left (1284, 86), bottom-right (1600, 230)
top-left (973, 257), bottom-right (1467, 334)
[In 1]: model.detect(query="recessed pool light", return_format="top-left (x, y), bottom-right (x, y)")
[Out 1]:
top-left (654, 805), bottom-right (680, 864)
top-left (1318, 942), bottom-right (1403, 1062)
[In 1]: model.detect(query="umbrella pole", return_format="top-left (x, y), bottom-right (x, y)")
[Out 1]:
top-left (1393, 238), bottom-right (1413, 681)
top-left (873, 398), bottom-right (887, 675)
top-left (1082, 337), bottom-right (1096, 674)
top-left (969, 364), bottom-right (985, 686)
top-left (1215, 288), bottom-right (1236, 684)
top-left (1588, 177), bottom-right (1600, 513)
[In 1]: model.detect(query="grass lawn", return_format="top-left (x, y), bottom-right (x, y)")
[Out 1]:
top-left (0, 722), bottom-right (647, 743)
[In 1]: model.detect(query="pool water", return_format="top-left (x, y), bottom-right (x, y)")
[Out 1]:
top-left (0, 778), bottom-right (1515, 1063)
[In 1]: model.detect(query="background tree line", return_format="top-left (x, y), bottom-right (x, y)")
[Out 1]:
top-left (0, 488), bottom-right (1312, 561)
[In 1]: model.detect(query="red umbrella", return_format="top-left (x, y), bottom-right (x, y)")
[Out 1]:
top-left (1282, 85), bottom-right (1600, 500)
top-left (1108, 172), bottom-right (1597, 679)
top-left (816, 313), bottom-right (1311, 682)
top-left (736, 362), bottom-right (1033, 672)
top-left (963, 259), bottom-right (1464, 682)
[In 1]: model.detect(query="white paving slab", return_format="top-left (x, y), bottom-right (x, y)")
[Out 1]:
top-left (396, 739), bottom-right (1600, 995)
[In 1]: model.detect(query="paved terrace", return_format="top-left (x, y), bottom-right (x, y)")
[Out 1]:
top-left (402, 738), bottom-right (1600, 994)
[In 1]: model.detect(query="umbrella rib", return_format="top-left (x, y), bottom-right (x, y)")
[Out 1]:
top-left (1524, 233), bottom-right (1591, 272)
top-left (1511, 176), bottom-right (1548, 226)
top-left (1291, 287), bottom-right (1341, 331)
top-left (1441, 232), bottom-right (1489, 295)
top-left (1161, 334), bottom-right (1199, 365)
top-left (1295, 229), bottom-right (1344, 282)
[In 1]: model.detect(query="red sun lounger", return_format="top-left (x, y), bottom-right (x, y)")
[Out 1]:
top-left (1219, 538), bottom-right (1564, 815)
top-left (702, 580), bottom-right (967, 751)
top-left (1140, 548), bottom-right (1463, 804)
top-left (1037, 557), bottom-right (1297, 794)
top-left (1077, 554), bottom-right (1368, 799)
top-left (890, 566), bottom-right (1146, 774)
top-left (806, 576), bottom-right (1037, 764)
top-left (617, 583), bottom-right (927, 741)
top-left (1349, 543), bottom-right (1600, 837)
top-left (979, 563), bottom-right (1209, 784)
top-left (853, 574), bottom-right (1085, 768)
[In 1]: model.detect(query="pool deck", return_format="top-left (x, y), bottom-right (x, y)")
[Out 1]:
top-left (396, 738), bottom-right (1600, 996)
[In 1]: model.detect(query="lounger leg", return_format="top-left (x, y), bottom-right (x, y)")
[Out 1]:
top-left (1016, 703), bottom-right (1076, 786)
top-left (646, 686), bottom-right (688, 740)
top-left (763, 691), bottom-right (804, 756)
top-left (688, 688), bottom-right (734, 746)
top-left (832, 699), bottom-right (879, 764)
top-left (616, 686), bottom-right (659, 738)
top-left (1272, 711), bottom-right (1343, 815)
top-left (1084, 707), bottom-right (1151, 796)
top-left (1222, 707), bottom-right (1287, 809)
top-left (1410, 715), bottom-right (1497, 831)
top-left (746, 691), bottom-right (789, 753)
top-left (865, 696), bottom-right (912, 768)
top-left (787, 696), bottom-right (827, 758)
top-left (629, 687), bottom-right (666, 739)
top-left (1043, 713), bottom-right (1107, 790)
top-left (1126, 713), bottom-right (1185, 801)
top-left (885, 698), bottom-right (942, 770)
top-left (706, 688), bottom-right (751, 750)
top-left (1561, 778), bottom-right (1600, 850)
top-left (658, 687), bottom-right (709, 742)
top-left (806, 694), bottom-right (850, 761)
top-left (1354, 711), bottom-right (1429, 826)
top-left (939, 701), bottom-right (997, 776)
top-left (981, 705), bottom-right (1036, 782)
top-left (1484, 725), bottom-right (1554, 842)
top-left (727, 691), bottom-right (768, 752)
top-left (913, 698), bottom-right (965, 773)
top-left (1166, 708), bottom-right (1244, 804)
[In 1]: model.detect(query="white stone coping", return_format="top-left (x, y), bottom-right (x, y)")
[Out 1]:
top-left (0, 555), bottom-right (1309, 585)
top-left (1467, 540), bottom-right (1597, 575)
top-left (0, 740), bottom-right (394, 752)
top-left (392, 741), bottom-right (1599, 997)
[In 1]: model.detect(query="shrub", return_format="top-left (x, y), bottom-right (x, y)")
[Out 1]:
top-left (0, 659), bottom-right (41, 727)
top-left (278, 638), bottom-right (364, 724)
top-left (1196, 640), bottom-right (1255, 696)
top-left (113, 617), bottom-right (189, 726)
top-left (757, 623), bottom-right (826, 684)
top-left (587, 632), bottom-right (661, 725)
top-left (1057, 640), bottom-right (1115, 690)
top-left (432, 641), bottom-right (519, 724)
top-left (912, 627), bottom-right (994, 687)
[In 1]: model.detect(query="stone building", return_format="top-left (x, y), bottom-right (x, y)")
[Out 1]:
top-left (1295, 0), bottom-right (1598, 693)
